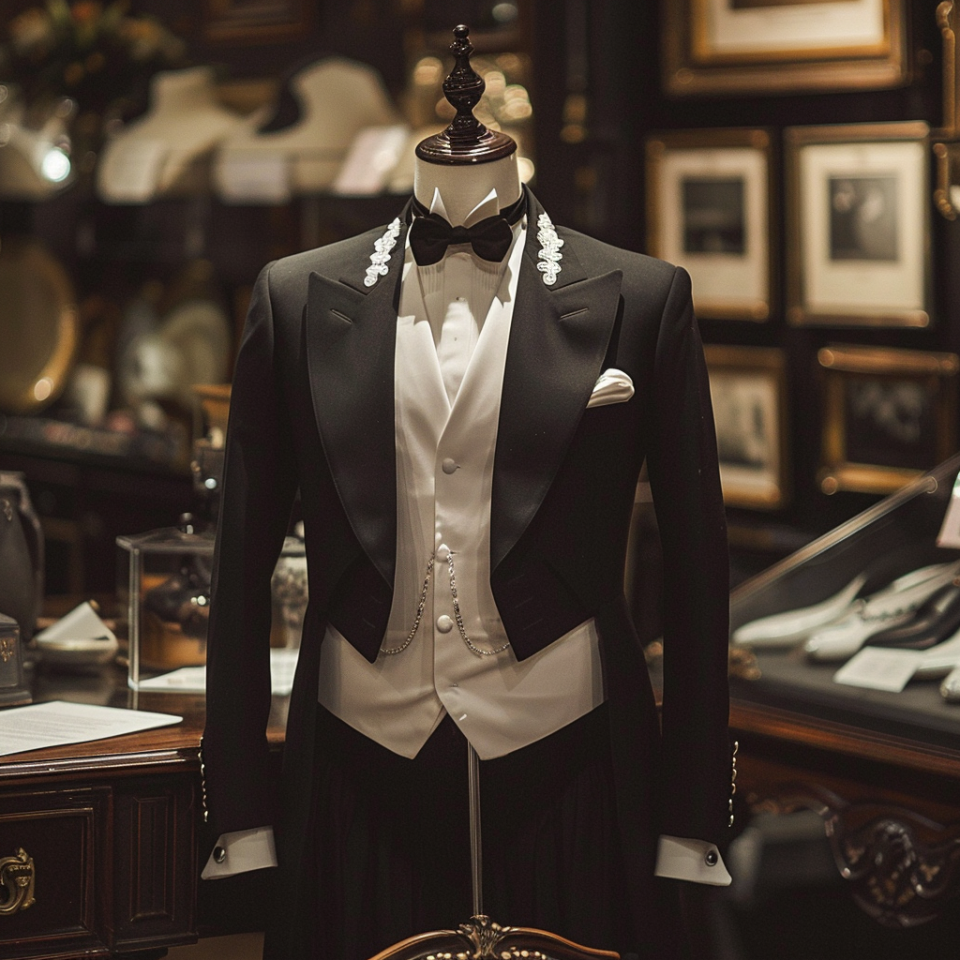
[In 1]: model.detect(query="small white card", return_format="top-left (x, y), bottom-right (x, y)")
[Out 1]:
top-left (215, 152), bottom-right (291, 203)
top-left (0, 701), bottom-right (181, 758)
top-left (331, 124), bottom-right (410, 196)
top-left (833, 647), bottom-right (924, 692)
top-left (937, 470), bottom-right (960, 548)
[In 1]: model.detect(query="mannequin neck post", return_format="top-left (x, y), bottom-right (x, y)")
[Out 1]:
top-left (413, 153), bottom-right (522, 225)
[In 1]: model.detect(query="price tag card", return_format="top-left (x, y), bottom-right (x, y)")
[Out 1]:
top-left (216, 151), bottom-right (291, 203)
top-left (937, 471), bottom-right (960, 548)
top-left (833, 647), bottom-right (924, 693)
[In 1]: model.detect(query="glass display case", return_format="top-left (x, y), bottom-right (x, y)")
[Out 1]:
top-left (117, 519), bottom-right (306, 690)
top-left (729, 452), bottom-right (960, 748)
top-left (117, 519), bottom-right (215, 690)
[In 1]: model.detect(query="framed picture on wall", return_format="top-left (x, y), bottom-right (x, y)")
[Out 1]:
top-left (818, 345), bottom-right (960, 495)
top-left (786, 122), bottom-right (931, 329)
top-left (204, 0), bottom-right (313, 43)
top-left (704, 345), bottom-right (789, 509)
top-left (646, 129), bottom-right (773, 322)
top-left (661, 0), bottom-right (908, 97)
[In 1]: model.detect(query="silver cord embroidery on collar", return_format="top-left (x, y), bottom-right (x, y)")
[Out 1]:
top-left (379, 551), bottom-right (510, 658)
top-left (364, 217), bottom-right (402, 288)
top-left (536, 212), bottom-right (563, 286)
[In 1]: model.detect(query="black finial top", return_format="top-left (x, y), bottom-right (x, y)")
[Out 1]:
top-left (415, 24), bottom-right (517, 166)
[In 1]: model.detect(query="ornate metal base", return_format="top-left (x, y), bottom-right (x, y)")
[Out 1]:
top-left (367, 914), bottom-right (619, 960)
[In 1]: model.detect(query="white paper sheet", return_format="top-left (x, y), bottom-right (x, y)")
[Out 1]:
top-left (136, 648), bottom-right (300, 696)
top-left (0, 701), bottom-right (182, 758)
top-left (937, 471), bottom-right (960, 548)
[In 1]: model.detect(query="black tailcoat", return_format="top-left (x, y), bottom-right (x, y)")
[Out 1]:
top-left (202, 188), bottom-right (731, 945)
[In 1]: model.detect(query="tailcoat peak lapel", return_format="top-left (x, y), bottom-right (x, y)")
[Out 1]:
top-left (491, 190), bottom-right (624, 573)
top-left (304, 215), bottom-right (410, 589)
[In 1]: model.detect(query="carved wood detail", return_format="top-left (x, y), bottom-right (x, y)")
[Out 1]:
top-left (745, 781), bottom-right (960, 927)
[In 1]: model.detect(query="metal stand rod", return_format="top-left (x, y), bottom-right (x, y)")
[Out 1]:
top-left (467, 741), bottom-right (483, 917)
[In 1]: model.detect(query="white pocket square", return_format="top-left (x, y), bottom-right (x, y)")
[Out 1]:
top-left (587, 368), bottom-right (634, 408)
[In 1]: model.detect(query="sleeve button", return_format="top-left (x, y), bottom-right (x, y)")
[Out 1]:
top-left (704, 849), bottom-right (718, 867)
top-left (214, 846), bottom-right (226, 863)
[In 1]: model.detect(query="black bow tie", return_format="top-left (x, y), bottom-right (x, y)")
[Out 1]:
top-left (408, 195), bottom-right (524, 266)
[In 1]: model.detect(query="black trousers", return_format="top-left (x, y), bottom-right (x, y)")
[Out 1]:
top-left (267, 701), bottom-right (663, 960)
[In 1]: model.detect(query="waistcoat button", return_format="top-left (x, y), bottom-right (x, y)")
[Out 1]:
top-left (436, 615), bottom-right (454, 633)
top-left (441, 458), bottom-right (458, 474)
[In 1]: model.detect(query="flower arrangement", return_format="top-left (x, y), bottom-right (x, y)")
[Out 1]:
top-left (0, 1), bottom-right (186, 123)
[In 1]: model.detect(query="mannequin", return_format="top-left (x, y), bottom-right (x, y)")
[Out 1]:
top-left (214, 56), bottom-right (397, 200)
top-left (202, 25), bottom-right (733, 960)
top-left (97, 67), bottom-right (244, 203)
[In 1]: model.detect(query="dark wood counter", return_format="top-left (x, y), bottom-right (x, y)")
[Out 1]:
top-left (729, 649), bottom-right (960, 930)
top-left (0, 663), bottom-right (285, 960)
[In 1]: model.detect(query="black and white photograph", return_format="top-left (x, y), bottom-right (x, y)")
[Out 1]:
top-left (828, 176), bottom-right (898, 262)
top-left (818, 345), bottom-right (960, 494)
top-left (787, 122), bottom-right (930, 328)
top-left (843, 378), bottom-right (933, 470)
top-left (647, 129), bottom-right (773, 321)
top-left (704, 345), bottom-right (789, 508)
top-left (682, 177), bottom-right (746, 255)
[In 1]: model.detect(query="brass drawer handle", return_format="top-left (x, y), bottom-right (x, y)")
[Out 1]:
top-left (0, 848), bottom-right (35, 915)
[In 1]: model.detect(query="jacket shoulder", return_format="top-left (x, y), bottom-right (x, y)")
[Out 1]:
top-left (557, 226), bottom-right (682, 300)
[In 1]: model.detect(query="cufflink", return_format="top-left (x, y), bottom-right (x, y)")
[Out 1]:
top-left (214, 846), bottom-right (226, 864)
top-left (728, 739), bottom-right (739, 828)
top-left (704, 849), bottom-right (718, 867)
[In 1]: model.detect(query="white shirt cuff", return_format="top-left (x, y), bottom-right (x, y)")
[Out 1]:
top-left (655, 835), bottom-right (732, 886)
top-left (201, 828), bottom-right (729, 886)
top-left (201, 826), bottom-right (278, 879)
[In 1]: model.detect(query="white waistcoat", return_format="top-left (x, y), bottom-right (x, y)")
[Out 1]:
top-left (318, 219), bottom-right (605, 760)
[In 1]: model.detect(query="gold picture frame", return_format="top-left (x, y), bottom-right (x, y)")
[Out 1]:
top-left (933, 4), bottom-right (960, 220)
top-left (818, 345), bottom-right (960, 495)
top-left (661, 0), bottom-right (908, 97)
top-left (786, 121), bottom-right (931, 329)
top-left (938, 0), bottom-right (960, 136)
top-left (704, 345), bottom-right (789, 509)
top-left (646, 129), bottom-right (774, 322)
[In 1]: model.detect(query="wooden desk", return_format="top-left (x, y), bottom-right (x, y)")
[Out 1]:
top-left (729, 649), bottom-right (960, 930)
top-left (5, 650), bottom-right (960, 957)
top-left (0, 664), bottom-right (285, 960)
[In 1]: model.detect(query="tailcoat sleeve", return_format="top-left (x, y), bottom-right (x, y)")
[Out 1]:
top-left (202, 261), bottom-right (299, 838)
top-left (644, 265), bottom-right (732, 844)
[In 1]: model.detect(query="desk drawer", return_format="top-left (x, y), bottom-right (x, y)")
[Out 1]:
top-left (0, 787), bottom-right (109, 958)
